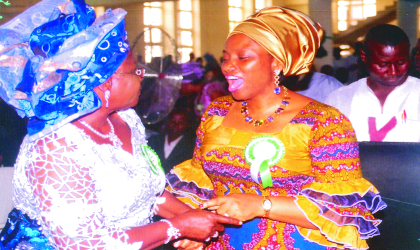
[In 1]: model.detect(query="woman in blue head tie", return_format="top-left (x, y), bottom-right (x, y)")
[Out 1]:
top-left (0, 0), bottom-right (241, 249)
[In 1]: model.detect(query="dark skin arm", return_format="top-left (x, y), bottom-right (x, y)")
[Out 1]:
top-left (149, 190), bottom-right (242, 250)
top-left (125, 208), bottom-right (241, 250)
top-left (155, 190), bottom-right (192, 218)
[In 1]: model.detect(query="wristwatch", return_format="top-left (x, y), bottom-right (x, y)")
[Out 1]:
top-left (262, 195), bottom-right (272, 217)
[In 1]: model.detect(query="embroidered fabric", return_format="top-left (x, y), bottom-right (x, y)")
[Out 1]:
top-left (12, 109), bottom-right (165, 249)
top-left (166, 96), bottom-right (386, 249)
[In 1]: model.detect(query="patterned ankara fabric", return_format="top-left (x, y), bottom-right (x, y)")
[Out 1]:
top-left (3, 109), bottom-right (165, 249)
top-left (0, 0), bottom-right (129, 140)
top-left (166, 96), bottom-right (386, 250)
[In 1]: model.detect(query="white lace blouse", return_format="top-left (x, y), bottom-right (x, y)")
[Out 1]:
top-left (12, 109), bottom-right (165, 249)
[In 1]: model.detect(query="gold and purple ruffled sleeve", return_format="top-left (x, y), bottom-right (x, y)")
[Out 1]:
top-left (165, 97), bottom-right (233, 207)
top-left (293, 105), bottom-right (386, 249)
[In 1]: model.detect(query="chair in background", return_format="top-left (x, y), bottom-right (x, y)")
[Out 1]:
top-left (360, 142), bottom-right (420, 250)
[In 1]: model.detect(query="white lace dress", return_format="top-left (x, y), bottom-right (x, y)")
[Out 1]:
top-left (12, 109), bottom-right (165, 249)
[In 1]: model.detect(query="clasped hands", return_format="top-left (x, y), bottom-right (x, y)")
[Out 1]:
top-left (173, 193), bottom-right (263, 250)
top-left (170, 207), bottom-right (241, 250)
top-left (201, 193), bottom-right (265, 221)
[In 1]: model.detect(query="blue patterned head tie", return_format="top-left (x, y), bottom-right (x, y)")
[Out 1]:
top-left (0, 0), bottom-right (129, 141)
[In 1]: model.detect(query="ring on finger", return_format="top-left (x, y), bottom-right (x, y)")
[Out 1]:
top-left (212, 231), bottom-right (219, 238)
top-left (205, 237), bottom-right (210, 242)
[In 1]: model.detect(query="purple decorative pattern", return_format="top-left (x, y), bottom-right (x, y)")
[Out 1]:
top-left (290, 116), bottom-right (317, 126)
top-left (207, 106), bottom-right (229, 117)
top-left (242, 219), bottom-right (268, 250)
top-left (283, 224), bottom-right (298, 249)
top-left (302, 189), bottom-right (386, 214)
top-left (166, 172), bottom-right (213, 201)
top-left (301, 189), bottom-right (386, 238)
top-left (310, 142), bottom-right (359, 162)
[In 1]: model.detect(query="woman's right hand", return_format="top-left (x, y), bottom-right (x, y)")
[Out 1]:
top-left (170, 209), bottom-right (242, 241)
top-left (173, 239), bottom-right (204, 250)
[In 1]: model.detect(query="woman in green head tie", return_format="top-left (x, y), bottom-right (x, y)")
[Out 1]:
top-left (167, 6), bottom-right (386, 249)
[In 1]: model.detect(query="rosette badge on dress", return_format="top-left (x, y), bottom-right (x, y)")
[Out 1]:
top-left (0, 0), bottom-right (129, 140)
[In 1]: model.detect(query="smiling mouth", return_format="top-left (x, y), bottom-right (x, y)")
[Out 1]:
top-left (226, 76), bottom-right (244, 92)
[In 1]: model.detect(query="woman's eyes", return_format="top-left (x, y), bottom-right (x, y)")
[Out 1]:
top-left (221, 54), bottom-right (250, 61)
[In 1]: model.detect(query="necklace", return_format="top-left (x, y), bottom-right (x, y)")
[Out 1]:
top-left (240, 85), bottom-right (289, 126)
top-left (79, 118), bottom-right (123, 148)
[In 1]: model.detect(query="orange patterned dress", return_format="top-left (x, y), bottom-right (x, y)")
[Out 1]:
top-left (166, 96), bottom-right (386, 250)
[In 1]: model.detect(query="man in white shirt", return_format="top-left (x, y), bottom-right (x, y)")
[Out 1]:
top-left (325, 24), bottom-right (420, 142)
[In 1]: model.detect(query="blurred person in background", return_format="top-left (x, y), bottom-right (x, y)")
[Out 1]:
top-left (326, 24), bottom-right (420, 142)
top-left (148, 109), bottom-right (196, 174)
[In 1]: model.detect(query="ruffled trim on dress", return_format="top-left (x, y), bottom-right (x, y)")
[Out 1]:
top-left (166, 160), bottom-right (214, 208)
top-left (293, 178), bottom-right (386, 249)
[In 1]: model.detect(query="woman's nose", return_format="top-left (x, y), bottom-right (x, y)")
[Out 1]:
top-left (222, 59), bottom-right (236, 74)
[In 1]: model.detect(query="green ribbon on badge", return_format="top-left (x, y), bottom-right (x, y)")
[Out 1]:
top-left (244, 136), bottom-right (285, 188)
top-left (140, 144), bottom-right (164, 175)
top-left (140, 144), bottom-right (166, 192)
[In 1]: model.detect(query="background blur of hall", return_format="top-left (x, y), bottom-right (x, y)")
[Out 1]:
top-left (1, 0), bottom-right (419, 70)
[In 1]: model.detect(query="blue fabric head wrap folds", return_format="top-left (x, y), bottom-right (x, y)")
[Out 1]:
top-left (0, 0), bottom-right (129, 141)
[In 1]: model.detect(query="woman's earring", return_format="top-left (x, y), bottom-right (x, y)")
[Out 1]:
top-left (273, 69), bottom-right (281, 95)
top-left (104, 90), bottom-right (110, 108)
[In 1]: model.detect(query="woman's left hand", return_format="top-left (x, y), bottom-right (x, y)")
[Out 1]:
top-left (201, 193), bottom-right (264, 222)
top-left (173, 239), bottom-right (205, 250)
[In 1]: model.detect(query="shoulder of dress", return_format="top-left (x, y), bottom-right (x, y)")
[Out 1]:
top-left (118, 109), bottom-right (147, 143)
top-left (211, 95), bottom-right (234, 106)
top-left (304, 102), bottom-right (357, 144)
top-left (203, 95), bottom-right (233, 118)
top-left (294, 101), bottom-right (349, 124)
top-left (117, 108), bottom-right (137, 119)
top-left (31, 124), bottom-right (76, 145)
top-left (118, 109), bottom-right (144, 127)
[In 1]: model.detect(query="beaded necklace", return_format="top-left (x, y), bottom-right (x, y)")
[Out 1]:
top-left (240, 85), bottom-right (289, 126)
top-left (79, 118), bottom-right (123, 148)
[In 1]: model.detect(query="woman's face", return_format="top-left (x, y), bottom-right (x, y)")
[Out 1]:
top-left (221, 33), bottom-right (278, 100)
top-left (111, 52), bottom-right (143, 109)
